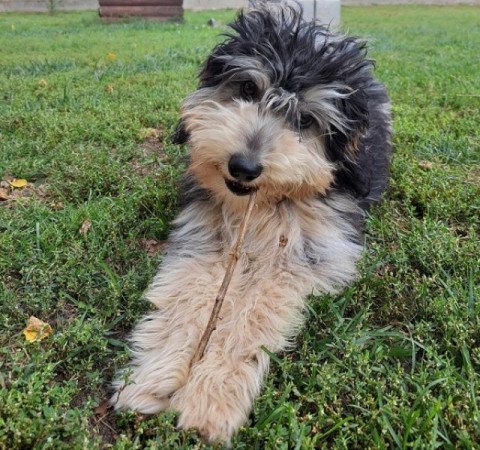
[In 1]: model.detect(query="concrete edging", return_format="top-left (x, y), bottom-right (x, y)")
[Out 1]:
top-left (0, 0), bottom-right (246, 12)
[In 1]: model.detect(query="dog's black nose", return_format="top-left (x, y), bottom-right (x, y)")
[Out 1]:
top-left (228, 153), bottom-right (263, 182)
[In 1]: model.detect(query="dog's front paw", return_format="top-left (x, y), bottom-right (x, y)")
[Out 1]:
top-left (110, 381), bottom-right (170, 415)
top-left (171, 355), bottom-right (260, 445)
top-left (175, 389), bottom-right (246, 445)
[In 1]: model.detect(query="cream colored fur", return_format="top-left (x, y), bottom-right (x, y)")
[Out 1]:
top-left (112, 89), bottom-right (364, 445)
top-left (112, 193), bottom-right (362, 443)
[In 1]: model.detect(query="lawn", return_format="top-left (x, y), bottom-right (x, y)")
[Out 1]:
top-left (0, 5), bottom-right (479, 449)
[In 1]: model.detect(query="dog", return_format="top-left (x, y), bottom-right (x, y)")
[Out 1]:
top-left (111, 1), bottom-right (392, 444)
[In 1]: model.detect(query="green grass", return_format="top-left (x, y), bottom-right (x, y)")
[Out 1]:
top-left (0, 5), bottom-right (479, 449)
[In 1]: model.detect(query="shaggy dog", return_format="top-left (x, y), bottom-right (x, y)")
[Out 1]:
top-left (112, 1), bottom-right (392, 444)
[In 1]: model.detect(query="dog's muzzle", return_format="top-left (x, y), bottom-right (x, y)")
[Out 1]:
top-left (225, 179), bottom-right (256, 196)
top-left (225, 153), bottom-right (262, 196)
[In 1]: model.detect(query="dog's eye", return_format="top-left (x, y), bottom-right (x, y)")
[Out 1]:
top-left (299, 113), bottom-right (314, 129)
top-left (240, 81), bottom-right (257, 100)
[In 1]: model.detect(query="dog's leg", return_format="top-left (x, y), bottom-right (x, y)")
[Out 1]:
top-left (111, 257), bottom-right (225, 414)
top-left (111, 310), bottom-right (194, 414)
top-left (171, 271), bottom-right (305, 443)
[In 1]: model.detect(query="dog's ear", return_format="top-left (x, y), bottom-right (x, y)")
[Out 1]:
top-left (170, 118), bottom-right (189, 145)
top-left (326, 90), bottom-right (369, 162)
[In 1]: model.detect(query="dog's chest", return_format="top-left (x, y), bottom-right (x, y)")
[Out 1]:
top-left (217, 197), bottom-right (362, 295)
top-left (218, 202), bottom-right (311, 283)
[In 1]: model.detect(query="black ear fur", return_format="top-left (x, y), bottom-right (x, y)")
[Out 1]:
top-left (332, 82), bottom-right (392, 207)
top-left (325, 89), bottom-right (370, 162)
top-left (170, 119), bottom-right (189, 145)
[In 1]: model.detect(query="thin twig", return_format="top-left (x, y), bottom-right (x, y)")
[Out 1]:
top-left (190, 191), bottom-right (257, 368)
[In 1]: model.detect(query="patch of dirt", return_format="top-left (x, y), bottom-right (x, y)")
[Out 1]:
top-left (91, 397), bottom-right (120, 447)
top-left (374, 262), bottom-right (397, 278)
top-left (2, 269), bottom-right (22, 290)
top-left (466, 167), bottom-right (480, 184)
top-left (48, 301), bottom-right (78, 329)
top-left (139, 237), bottom-right (167, 256)
top-left (129, 127), bottom-right (168, 176)
top-left (410, 198), bottom-right (426, 220)
top-left (68, 370), bottom-right (122, 446)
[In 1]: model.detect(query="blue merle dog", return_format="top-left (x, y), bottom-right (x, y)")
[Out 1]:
top-left (112, 2), bottom-right (392, 444)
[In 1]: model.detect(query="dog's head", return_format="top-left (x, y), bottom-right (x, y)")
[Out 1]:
top-left (174, 2), bottom-right (374, 205)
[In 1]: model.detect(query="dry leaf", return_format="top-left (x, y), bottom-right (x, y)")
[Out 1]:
top-left (94, 399), bottom-right (111, 416)
top-left (105, 84), bottom-right (114, 94)
top-left (0, 188), bottom-right (9, 201)
top-left (140, 238), bottom-right (166, 256)
top-left (79, 219), bottom-right (92, 235)
top-left (0, 373), bottom-right (6, 390)
top-left (50, 201), bottom-right (64, 211)
top-left (418, 161), bottom-right (433, 170)
top-left (23, 316), bottom-right (53, 342)
top-left (106, 52), bottom-right (117, 62)
top-left (9, 178), bottom-right (28, 188)
top-left (138, 127), bottom-right (160, 140)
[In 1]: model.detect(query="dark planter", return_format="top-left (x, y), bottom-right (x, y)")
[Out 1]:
top-left (99, 0), bottom-right (183, 20)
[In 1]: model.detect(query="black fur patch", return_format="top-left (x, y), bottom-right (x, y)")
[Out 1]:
top-left (200, 4), bottom-right (372, 141)
top-left (196, 3), bottom-right (392, 207)
top-left (170, 119), bottom-right (189, 145)
top-left (184, 3), bottom-right (392, 209)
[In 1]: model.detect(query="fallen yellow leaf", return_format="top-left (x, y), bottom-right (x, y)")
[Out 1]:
top-left (24, 329), bottom-right (39, 342)
top-left (23, 316), bottom-right (53, 342)
top-left (106, 52), bottom-right (117, 62)
top-left (105, 84), bottom-right (114, 94)
top-left (9, 178), bottom-right (28, 188)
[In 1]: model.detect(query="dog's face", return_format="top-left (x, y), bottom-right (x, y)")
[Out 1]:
top-left (175, 4), bottom-right (374, 204)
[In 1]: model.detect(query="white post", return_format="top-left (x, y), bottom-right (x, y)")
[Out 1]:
top-left (182, 1), bottom-right (341, 29)
top-left (297, 0), bottom-right (341, 28)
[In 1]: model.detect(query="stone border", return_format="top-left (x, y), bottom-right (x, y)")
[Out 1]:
top-left (0, 0), bottom-right (247, 12)
top-left (0, 0), bottom-right (98, 12)
top-left (342, 0), bottom-right (479, 4)
top-left (183, 0), bottom-right (246, 9)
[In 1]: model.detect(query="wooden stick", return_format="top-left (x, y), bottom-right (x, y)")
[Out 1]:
top-left (190, 191), bottom-right (257, 368)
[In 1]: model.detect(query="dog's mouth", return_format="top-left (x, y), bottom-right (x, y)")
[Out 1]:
top-left (224, 179), bottom-right (256, 196)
